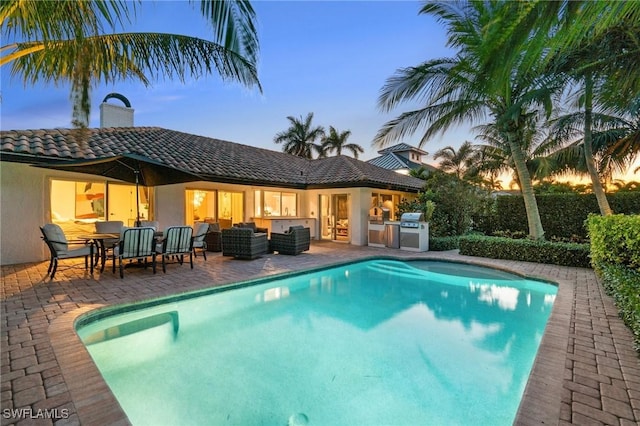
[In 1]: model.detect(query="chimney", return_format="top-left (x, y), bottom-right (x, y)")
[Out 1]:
top-left (100, 93), bottom-right (134, 127)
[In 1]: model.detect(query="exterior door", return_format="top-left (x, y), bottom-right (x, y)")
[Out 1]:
top-left (218, 191), bottom-right (244, 228)
top-left (319, 193), bottom-right (350, 241)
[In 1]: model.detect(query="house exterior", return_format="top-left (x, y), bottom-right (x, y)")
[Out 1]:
top-left (0, 127), bottom-right (425, 265)
top-left (367, 143), bottom-right (438, 175)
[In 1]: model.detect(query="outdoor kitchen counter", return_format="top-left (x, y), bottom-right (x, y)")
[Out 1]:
top-left (253, 217), bottom-right (317, 238)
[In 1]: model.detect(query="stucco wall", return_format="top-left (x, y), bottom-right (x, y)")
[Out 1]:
top-left (1, 162), bottom-right (48, 265)
top-left (0, 161), bottom-right (415, 265)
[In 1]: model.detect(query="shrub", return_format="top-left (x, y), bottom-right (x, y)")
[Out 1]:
top-left (587, 214), bottom-right (640, 353)
top-left (420, 172), bottom-right (493, 237)
top-left (429, 236), bottom-right (460, 251)
top-left (587, 214), bottom-right (640, 271)
top-left (599, 264), bottom-right (640, 352)
top-left (458, 235), bottom-right (591, 268)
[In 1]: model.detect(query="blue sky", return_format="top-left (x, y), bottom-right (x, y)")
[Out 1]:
top-left (1, 0), bottom-right (473, 164)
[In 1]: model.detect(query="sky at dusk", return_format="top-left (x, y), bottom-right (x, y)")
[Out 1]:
top-left (1, 0), bottom-right (638, 181)
top-left (1, 1), bottom-right (471, 164)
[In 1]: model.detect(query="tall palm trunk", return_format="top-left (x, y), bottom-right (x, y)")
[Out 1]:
top-left (508, 131), bottom-right (545, 239)
top-left (583, 73), bottom-right (613, 215)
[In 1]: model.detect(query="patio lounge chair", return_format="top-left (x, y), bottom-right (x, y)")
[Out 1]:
top-left (157, 226), bottom-right (193, 273)
top-left (192, 222), bottom-right (210, 259)
top-left (113, 227), bottom-right (157, 278)
top-left (221, 227), bottom-right (268, 260)
top-left (270, 226), bottom-right (311, 255)
top-left (40, 223), bottom-right (94, 279)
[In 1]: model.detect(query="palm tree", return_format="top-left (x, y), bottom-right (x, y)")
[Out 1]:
top-left (273, 113), bottom-right (325, 159)
top-left (375, 1), bottom-right (556, 239)
top-left (1, 0), bottom-right (261, 127)
top-left (320, 126), bottom-right (364, 159)
top-left (474, 1), bottom-right (640, 107)
top-left (433, 141), bottom-right (478, 179)
top-left (473, 0), bottom-right (640, 215)
top-left (472, 114), bottom-right (561, 189)
top-left (547, 100), bottom-right (640, 190)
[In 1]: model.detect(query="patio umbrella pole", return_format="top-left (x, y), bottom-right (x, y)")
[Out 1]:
top-left (135, 170), bottom-right (141, 227)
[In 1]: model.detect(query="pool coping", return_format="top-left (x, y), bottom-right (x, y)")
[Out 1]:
top-left (49, 255), bottom-right (570, 426)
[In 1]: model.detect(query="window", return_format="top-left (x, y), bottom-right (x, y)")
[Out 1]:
top-left (255, 191), bottom-right (297, 217)
top-left (371, 192), bottom-right (400, 220)
top-left (51, 180), bottom-right (105, 224)
top-left (50, 179), bottom-right (153, 233)
top-left (185, 189), bottom-right (216, 224)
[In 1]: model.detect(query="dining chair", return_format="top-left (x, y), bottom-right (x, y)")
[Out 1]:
top-left (40, 223), bottom-right (94, 279)
top-left (94, 220), bottom-right (123, 265)
top-left (192, 222), bottom-right (210, 260)
top-left (156, 226), bottom-right (194, 273)
top-left (139, 220), bottom-right (160, 230)
top-left (113, 227), bottom-right (157, 278)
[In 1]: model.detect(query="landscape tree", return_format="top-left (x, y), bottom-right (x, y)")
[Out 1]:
top-left (273, 113), bottom-right (325, 159)
top-left (1, 0), bottom-right (261, 127)
top-left (475, 0), bottom-right (640, 215)
top-left (320, 126), bottom-right (364, 159)
top-left (375, 1), bottom-right (558, 240)
top-left (547, 96), bottom-right (640, 194)
top-left (433, 141), bottom-right (478, 180)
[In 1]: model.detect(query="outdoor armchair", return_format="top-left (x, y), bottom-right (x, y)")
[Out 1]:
top-left (40, 223), bottom-right (94, 279)
top-left (270, 226), bottom-right (311, 255)
top-left (192, 222), bottom-right (210, 259)
top-left (157, 226), bottom-right (193, 273)
top-left (113, 227), bottom-right (157, 278)
top-left (233, 222), bottom-right (268, 234)
top-left (221, 227), bottom-right (268, 260)
top-left (202, 221), bottom-right (222, 253)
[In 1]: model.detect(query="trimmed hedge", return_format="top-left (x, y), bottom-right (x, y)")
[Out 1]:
top-left (587, 214), bottom-right (640, 352)
top-left (458, 234), bottom-right (591, 268)
top-left (598, 264), bottom-right (640, 352)
top-left (494, 192), bottom-right (640, 239)
top-left (587, 214), bottom-right (640, 271)
top-left (429, 236), bottom-right (460, 251)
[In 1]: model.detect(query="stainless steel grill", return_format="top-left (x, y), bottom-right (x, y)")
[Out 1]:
top-left (400, 212), bottom-right (424, 228)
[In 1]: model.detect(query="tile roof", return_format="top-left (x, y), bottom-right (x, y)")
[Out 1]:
top-left (0, 127), bottom-right (425, 192)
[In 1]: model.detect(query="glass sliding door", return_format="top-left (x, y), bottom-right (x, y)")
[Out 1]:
top-left (319, 193), bottom-right (350, 242)
top-left (218, 191), bottom-right (243, 229)
top-left (319, 194), bottom-right (332, 240)
top-left (185, 189), bottom-right (217, 225)
top-left (333, 194), bottom-right (350, 241)
top-left (106, 183), bottom-right (152, 227)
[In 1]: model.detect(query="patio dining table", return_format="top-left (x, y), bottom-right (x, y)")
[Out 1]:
top-left (78, 231), bottom-right (163, 272)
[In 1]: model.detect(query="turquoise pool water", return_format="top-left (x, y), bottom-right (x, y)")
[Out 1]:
top-left (77, 259), bottom-right (557, 425)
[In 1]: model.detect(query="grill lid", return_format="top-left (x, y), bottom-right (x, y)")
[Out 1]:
top-left (400, 212), bottom-right (424, 222)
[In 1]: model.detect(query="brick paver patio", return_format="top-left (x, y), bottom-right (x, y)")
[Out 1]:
top-left (1, 241), bottom-right (638, 425)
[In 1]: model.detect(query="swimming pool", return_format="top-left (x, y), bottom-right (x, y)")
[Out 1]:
top-left (77, 259), bottom-right (557, 425)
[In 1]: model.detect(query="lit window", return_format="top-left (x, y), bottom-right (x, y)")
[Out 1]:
top-left (260, 191), bottom-right (297, 217)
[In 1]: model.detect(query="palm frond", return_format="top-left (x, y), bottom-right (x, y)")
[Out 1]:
top-left (7, 32), bottom-right (259, 88)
